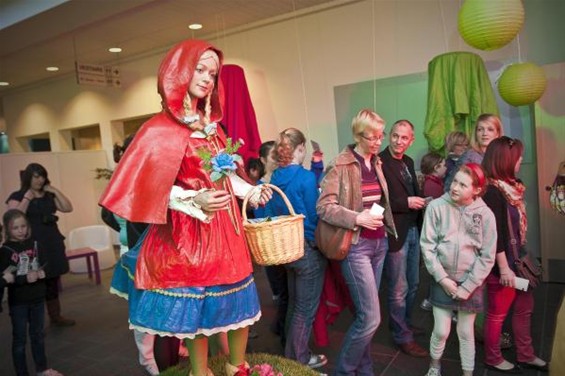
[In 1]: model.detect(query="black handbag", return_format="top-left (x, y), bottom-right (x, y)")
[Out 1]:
top-left (507, 207), bottom-right (543, 288)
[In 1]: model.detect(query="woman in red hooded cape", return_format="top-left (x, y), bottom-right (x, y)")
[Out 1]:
top-left (100, 39), bottom-right (267, 376)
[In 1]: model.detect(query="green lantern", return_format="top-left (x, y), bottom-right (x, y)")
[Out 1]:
top-left (498, 62), bottom-right (547, 106)
top-left (458, 0), bottom-right (525, 51)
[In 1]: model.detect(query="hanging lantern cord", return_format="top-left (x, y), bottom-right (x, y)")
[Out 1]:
top-left (291, 0), bottom-right (311, 140)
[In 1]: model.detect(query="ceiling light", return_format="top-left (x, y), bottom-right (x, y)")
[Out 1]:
top-left (0, 81), bottom-right (9, 86)
top-left (188, 23), bottom-right (202, 30)
top-left (46, 66), bottom-right (59, 72)
top-left (109, 47), bottom-right (122, 53)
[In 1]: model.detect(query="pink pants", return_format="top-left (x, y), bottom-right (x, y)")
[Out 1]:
top-left (484, 273), bottom-right (536, 365)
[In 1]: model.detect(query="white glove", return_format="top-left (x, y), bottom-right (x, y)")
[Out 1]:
top-left (168, 186), bottom-right (210, 222)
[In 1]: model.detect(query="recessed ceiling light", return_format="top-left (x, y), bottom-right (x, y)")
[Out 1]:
top-left (46, 66), bottom-right (59, 72)
top-left (109, 47), bottom-right (122, 53)
top-left (0, 81), bottom-right (9, 86)
top-left (188, 23), bottom-right (202, 30)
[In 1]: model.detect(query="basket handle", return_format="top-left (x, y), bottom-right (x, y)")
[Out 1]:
top-left (242, 183), bottom-right (297, 222)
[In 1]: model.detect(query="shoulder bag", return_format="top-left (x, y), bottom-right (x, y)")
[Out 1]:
top-left (315, 219), bottom-right (353, 261)
top-left (507, 207), bottom-right (543, 288)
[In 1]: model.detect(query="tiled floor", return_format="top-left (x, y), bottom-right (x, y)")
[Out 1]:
top-left (0, 262), bottom-right (562, 375)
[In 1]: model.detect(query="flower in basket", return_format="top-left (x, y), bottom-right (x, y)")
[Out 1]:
top-left (198, 138), bottom-right (243, 182)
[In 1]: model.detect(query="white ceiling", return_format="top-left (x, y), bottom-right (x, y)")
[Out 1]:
top-left (0, 0), bottom-right (350, 96)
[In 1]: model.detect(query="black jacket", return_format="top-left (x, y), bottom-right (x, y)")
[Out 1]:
top-left (378, 147), bottom-right (423, 252)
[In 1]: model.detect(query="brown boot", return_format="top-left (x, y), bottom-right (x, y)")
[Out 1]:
top-left (46, 299), bottom-right (76, 327)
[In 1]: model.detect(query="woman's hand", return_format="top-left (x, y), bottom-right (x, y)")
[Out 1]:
top-left (355, 210), bottom-right (383, 230)
top-left (499, 267), bottom-right (516, 288)
top-left (2, 272), bottom-right (15, 284)
top-left (408, 196), bottom-right (426, 210)
top-left (257, 185), bottom-right (273, 207)
top-left (312, 150), bottom-right (324, 163)
top-left (193, 190), bottom-right (231, 212)
top-left (43, 184), bottom-right (55, 193)
top-left (24, 189), bottom-right (36, 199)
top-left (38, 270), bottom-right (46, 279)
top-left (440, 278), bottom-right (458, 297)
top-left (26, 271), bottom-right (39, 283)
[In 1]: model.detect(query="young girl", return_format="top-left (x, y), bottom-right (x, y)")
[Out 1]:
top-left (0, 209), bottom-right (63, 376)
top-left (420, 152), bottom-right (447, 199)
top-left (264, 128), bottom-right (328, 370)
top-left (420, 163), bottom-right (497, 376)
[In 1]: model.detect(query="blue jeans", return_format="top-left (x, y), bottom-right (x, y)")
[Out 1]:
top-left (335, 237), bottom-right (388, 376)
top-left (285, 240), bottom-right (327, 364)
top-left (10, 302), bottom-right (48, 376)
top-left (385, 226), bottom-right (421, 344)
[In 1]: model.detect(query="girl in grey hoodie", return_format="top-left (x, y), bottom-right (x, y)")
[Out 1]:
top-left (420, 163), bottom-right (497, 376)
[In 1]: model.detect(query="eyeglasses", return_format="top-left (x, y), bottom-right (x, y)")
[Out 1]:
top-left (360, 133), bottom-right (385, 143)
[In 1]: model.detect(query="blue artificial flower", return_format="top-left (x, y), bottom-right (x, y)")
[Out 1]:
top-left (211, 153), bottom-right (237, 173)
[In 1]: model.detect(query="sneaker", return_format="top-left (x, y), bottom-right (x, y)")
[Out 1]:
top-left (420, 299), bottom-right (432, 311)
top-left (37, 369), bottom-right (64, 376)
top-left (424, 366), bottom-right (441, 376)
top-left (307, 354), bottom-right (328, 369)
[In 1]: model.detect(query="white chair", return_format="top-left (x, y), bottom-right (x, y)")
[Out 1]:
top-left (68, 225), bottom-right (116, 273)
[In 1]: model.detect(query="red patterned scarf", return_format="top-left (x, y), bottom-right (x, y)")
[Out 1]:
top-left (490, 179), bottom-right (528, 245)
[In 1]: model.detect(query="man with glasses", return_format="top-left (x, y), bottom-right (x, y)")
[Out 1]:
top-left (379, 119), bottom-right (428, 357)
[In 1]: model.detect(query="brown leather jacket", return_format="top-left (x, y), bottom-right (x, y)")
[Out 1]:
top-left (316, 146), bottom-right (398, 245)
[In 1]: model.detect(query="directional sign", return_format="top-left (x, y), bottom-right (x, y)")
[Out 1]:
top-left (76, 62), bottom-right (121, 87)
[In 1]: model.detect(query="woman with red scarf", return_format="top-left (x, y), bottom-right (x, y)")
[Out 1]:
top-left (482, 137), bottom-right (548, 373)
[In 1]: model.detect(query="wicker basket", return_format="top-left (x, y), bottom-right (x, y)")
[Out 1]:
top-left (242, 184), bottom-right (305, 266)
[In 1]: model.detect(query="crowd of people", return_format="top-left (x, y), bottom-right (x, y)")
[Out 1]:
top-left (0, 38), bottom-right (551, 376)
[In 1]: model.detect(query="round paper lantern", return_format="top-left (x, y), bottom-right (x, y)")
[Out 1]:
top-left (458, 0), bottom-right (525, 51)
top-left (498, 62), bottom-right (547, 106)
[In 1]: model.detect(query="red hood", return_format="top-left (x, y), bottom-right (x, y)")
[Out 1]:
top-left (158, 39), bottom-right (224, 124)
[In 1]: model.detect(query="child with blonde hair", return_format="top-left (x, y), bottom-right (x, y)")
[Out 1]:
top-left (0, 209), bottom-right (63, 376)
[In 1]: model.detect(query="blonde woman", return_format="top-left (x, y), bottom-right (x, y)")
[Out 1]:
top-left (317, 109), bottom-right (397, 375)
top-left (444, 114), bottom-right (503, 191)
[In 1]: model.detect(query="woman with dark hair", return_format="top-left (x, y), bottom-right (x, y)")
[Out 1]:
top-left (6, 163), bottom-right (75, 326)
top-left (482, 136), bottom-right (548, 373)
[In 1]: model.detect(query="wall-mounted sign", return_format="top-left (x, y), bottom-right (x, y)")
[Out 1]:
top-left (75, 62), bottom-right (121, 87)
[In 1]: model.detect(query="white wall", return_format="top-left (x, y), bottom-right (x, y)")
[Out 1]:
top-left (0, 151), bottom-right (109, 240)
top-left (3, 0), bottom-right (530, 162)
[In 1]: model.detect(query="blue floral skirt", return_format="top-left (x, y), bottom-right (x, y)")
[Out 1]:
top-left (110, 232), bottom-right (261, 339)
